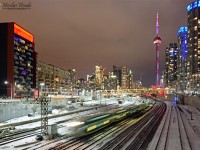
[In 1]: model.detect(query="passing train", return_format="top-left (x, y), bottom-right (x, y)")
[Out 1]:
top-left (65, 101), bottom-right (155, 137)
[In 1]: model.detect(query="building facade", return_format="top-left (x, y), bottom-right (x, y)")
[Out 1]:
top-left (113, 65), bottom-right (122, 88)
top-left (186, 1), bottom-right (200, 93)
top-left (127, 71), bottom-right (134, 89)
top-left (95, 65), bottom-right (103, 87)
top-left (103, 73), bottom-right (117, 90)
top-left (0, 22), bottom-right (36, 98)
top-left (122, 66), bottom-right (128, 89)
top-left (165, 43), bottom-right (178, 88)
top-left (187, 1), bottom-right (200, 75)
top-left (177, 26), bottom-right (188, 91)
top-left (37, 61), bottom-right (76, 94)
top-left (68, 69), bottom-right (77, 89)
top-left (187, 73), bottom-right (200, 94)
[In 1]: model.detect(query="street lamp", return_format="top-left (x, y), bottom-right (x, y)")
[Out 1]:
top-left (40, 83), bottom-right (45, 97)
top-left (4, 81), bottom-right (13, 99)
top-left (17, 84), bottom-right (21, 88)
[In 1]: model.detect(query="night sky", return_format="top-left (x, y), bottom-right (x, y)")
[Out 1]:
top-left (0, 0), bottom-right (194, 86)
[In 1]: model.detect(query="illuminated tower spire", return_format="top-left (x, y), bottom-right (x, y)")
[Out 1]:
top-left (153, 12), bottom-right (161, 87)
top-left (156, 11), bottom-right (159, 35)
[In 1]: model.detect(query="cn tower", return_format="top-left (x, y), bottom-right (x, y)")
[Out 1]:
top-left (153, 12), bottom-right (161, 87)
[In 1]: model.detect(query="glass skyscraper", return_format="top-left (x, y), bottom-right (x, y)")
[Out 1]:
top-left (177, 27), bottom-right (188, 91)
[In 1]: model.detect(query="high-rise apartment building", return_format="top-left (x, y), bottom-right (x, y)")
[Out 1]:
top-left (104, 74), bottom-right (117, 90)
top-left (122, 66), bottom-right (128, 89)
top-left (186, 1), bottom-right (200, 93)
top-left (165, 43), bottom-right (178, 87)
top-left (68, 69), bottom-right (77, 89)
top-left (177, 26), bottom-right (188, 91)
top-left (37, 61), bottom-right (72, 92)
top-left (95, 65), bottom-right (102, 84)
top-left (187, 1), bottom-right (200, 75)
top-left (127, 70), bottom-right (134, 89)
top-left (113, 65), bottom-right (122, 88)
top-left (121, 66), bottom-right (134, 89)
top-left (0, 22), bottom-right (36, 98)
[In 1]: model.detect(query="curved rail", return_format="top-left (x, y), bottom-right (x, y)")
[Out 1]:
top-left (100, 102), bottom-right (166, 150)
top-left (149, 102), bottom-right (194, 150)
top-left (38, 105), bottom-right (153, 150)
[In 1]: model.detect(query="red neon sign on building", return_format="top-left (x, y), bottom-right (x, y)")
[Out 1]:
top-left (14, 23), bottom-right (34, 43)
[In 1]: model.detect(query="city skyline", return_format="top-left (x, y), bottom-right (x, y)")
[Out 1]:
top-left (0, 0), bottom-right (194, 86)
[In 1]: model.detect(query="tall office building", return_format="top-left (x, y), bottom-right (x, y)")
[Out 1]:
top-left (127, 70), bottom-right (134, 89)
top-left (113, 65), bottom-right (122, 88)
top-left (122, 66), bottom-right (128, 89)
top-left (112, 65), bottom-right (134, 89)
top-left (165, 43), bottom-right (178, 87)
top-left (68, 69), bottom-right (77, 89)
top-left (104, 74), bottom-right (117, 90)
top-left (177, 27), bottom-right (188, 91)
top-left (95, 65), bottom-right (103, 84)
top-left (0, 22), bottom-right (36, 98)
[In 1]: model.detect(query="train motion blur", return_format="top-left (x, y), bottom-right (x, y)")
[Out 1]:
top-left (65, 100), bottom-right (155, 137)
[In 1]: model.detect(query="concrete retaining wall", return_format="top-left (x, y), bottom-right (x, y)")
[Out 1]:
top-left (0, 102), bottom-right (34, 123)
top-left (158, 94), bottom-right (200, 110)
top-left (184, 96), bottom-right (200, 110)
top-left (0, 97), bottom-right (80, 123)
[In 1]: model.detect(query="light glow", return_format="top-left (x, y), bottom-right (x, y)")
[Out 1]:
top-left (14, 23), bottom-right (34, 43)
top-left (187, 1), bottom-right (200, 12)
top-left (177, 26), bottom-right (188, 35)
top-left (65, 121), bottom-right (84, 127)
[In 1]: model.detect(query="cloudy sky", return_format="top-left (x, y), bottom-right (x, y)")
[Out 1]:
top-left (0, 0), bottom-right (194, 86)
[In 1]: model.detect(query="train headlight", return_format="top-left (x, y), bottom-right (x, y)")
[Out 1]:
top-left (65, 121), bottom-right (84, 127)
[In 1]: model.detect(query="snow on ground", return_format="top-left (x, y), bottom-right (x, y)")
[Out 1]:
top-left (0, 136), bottom-right (37, 150)
top-left (1, 96), bottom-right (146, 127)
top-left (148, 100), bottom-right (200, 150)
top-left (0, 96), bottom-right (146, 149)
top-left (178, 104), bottom-right (200, 137)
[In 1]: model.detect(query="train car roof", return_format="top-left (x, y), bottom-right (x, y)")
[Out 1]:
top-left (74, 106), bottom-right (126, 123)
top-left (69, 104), bottom-right (140, 125)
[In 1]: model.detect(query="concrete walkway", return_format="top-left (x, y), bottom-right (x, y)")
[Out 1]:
top-left (148, 100), bottom-right (200, 150)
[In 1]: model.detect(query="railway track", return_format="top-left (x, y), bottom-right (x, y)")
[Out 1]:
top-left (124, 102), bottom-right (165, 150)
top-left (33, 105), bottom-right (153, 150)
top-left (32, 117), bottom-right (138, 150)
top-left (100, 101), bottom-right (166, 150)
top-left (73, 106), bottom-right (153, 150)
top-left (0, 131), bottom-right (40, 147)
top-left (0, 102), bottom-right (155, 150)
top-left (0, 122), bottom-right (73, 147)
top-left (0, 104), bottom-right (117, 147)
top-left (3, 100), bottom-right (199, 150)
top-left (0, 127), bottom-right (41, 146)
top-left (0, 104), bottom-right (115, 130)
